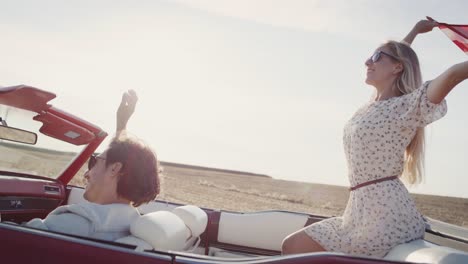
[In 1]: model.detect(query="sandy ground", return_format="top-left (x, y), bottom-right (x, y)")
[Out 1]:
top-left (2, 143), bottom-right (467, 228)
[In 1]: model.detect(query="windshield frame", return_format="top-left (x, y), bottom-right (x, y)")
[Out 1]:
top-left (0, 85), bottom-right (108, 184)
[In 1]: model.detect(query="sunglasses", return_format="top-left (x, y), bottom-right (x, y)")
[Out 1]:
top-left (370, 51), bottom-right (399, 63)
top-left (88, 154), bottom-right (106, 170)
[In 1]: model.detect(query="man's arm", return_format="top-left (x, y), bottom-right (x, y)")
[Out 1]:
top-left (26, 213), bottom-right (92, 237)
top-left (116, 90), bottom-right (138, 134)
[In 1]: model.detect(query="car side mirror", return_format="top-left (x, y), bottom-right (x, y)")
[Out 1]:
top-left (0, 125), bottom-right (37, 145)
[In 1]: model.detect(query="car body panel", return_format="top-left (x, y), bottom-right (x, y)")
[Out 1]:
top-left (0, 223), bottom-right (172, 264)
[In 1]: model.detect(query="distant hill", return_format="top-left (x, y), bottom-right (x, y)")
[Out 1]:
top-left (0, 141), bottom-right (271, 179)
top-left (160, 161), bottom-right (271, 179)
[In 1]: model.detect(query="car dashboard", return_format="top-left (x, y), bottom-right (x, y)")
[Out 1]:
top-left (0, 174), bottom-right (65, 223)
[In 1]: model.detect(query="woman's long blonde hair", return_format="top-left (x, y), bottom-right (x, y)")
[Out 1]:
top-left (383, 41), bottom-right (424, 185)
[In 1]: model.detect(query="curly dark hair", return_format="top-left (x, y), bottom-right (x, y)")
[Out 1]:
top-left (105, 134), bottom-right (160, 207)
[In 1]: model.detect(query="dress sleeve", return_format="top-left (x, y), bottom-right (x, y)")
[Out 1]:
top-left (398, 81), bottom-right (447, 128)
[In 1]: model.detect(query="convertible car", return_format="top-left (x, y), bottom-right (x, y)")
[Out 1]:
top-left (1, 85), bottom-right (467, 264)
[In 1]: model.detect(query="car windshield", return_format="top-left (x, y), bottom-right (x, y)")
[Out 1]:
top-left (0, 106), bottom-right (85, 179)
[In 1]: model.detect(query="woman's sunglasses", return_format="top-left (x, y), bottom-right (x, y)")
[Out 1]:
top-left (370, 51), bottom-right (399, 63)
top-left (88, 154), bottom-right (106, 170)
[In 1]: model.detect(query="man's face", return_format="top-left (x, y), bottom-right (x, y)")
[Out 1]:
top-left (83, 150), bottom-right (115, 203)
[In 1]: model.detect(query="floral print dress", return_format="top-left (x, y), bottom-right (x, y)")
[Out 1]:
top-left (303, 82), bottom-right (447, 257)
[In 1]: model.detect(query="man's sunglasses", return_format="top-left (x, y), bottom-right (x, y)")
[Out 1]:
top-left (88, 154), bottom-right (106, 170)
top-left (370, 51), bottom-right (399, 63)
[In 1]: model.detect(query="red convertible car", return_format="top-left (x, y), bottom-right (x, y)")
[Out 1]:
top-left (1, 85), bottom-right (467, 264)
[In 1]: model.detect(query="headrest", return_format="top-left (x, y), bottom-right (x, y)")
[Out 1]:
top-left (172, 205), bottom-right (208, 238)
top-left (116, 205), bottom-right (208, 252)
top-left (129, 211), bottom-right (187, 251)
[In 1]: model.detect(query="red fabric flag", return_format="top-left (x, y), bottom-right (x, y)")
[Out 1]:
top-left (428, 17), bottom-right (468, 55)
top-left (439, 23), bottom-right (468, 55)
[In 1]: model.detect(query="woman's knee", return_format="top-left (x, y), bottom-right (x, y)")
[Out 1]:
top-left (281, 231), bottom-right (326, 255)
top-left (281, 233), bottom-right (297, 254)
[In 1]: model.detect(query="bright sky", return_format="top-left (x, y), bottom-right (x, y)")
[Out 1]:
top-left (1, 0), bottom-right (467, 198)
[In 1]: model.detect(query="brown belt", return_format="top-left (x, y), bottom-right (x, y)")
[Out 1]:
top-left (349, 175), bottom-right (398, 191)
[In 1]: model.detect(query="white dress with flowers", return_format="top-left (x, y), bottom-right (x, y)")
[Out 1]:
top-left (303, 81), bottom-right (447, 257)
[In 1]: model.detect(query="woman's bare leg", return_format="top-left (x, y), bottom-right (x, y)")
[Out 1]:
top-left (281, 230), bottom-right (326, 255)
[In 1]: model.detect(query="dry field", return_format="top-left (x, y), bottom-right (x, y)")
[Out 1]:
top-left (2, 143), bottom-right (467, 228)
top-left (154, 164), bottom-right (468, 228)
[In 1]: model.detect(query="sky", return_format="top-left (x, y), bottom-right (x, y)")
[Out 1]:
top-left (1, 0), bottom-right (467, 198)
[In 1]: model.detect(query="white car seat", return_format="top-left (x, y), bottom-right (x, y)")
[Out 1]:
top-left (116, 205), bottom-right (208, 252)
top-left (384, 239), bottom-right (468, 264)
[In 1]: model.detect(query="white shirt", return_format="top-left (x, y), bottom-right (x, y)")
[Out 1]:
top-left (26, 202), bottom-right (140, 241)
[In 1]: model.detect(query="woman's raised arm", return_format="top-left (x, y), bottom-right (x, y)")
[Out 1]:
top-left (427, 61), bottom-right (468, 104)
top-left (402, 19), bottom-right (438, 45)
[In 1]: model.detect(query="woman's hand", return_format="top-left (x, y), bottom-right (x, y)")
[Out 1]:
top-left (402, 18), bottom-right (438, 45)
top-left (116, 89), bottom-right (138, 133)
top-left (413, 19), bottom-right (438, 34)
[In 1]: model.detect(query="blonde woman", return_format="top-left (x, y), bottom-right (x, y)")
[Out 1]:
top-left (282, 19), bottom-right (468, 258)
